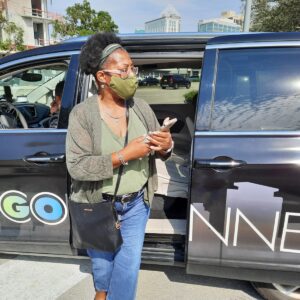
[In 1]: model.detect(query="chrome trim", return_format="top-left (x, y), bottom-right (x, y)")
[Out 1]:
top-left (0, 129), bottom-right (67, 134)
top-left (0, 51), bottom-right (79, 70)
top-left (209, 49), bottom-right (218, 129)
top-left (131, 51), bottom-right (204, 59)
top-left (63, 32), bottom-right (221, 43)
top-left (206, 41), bottom-right (300, 50)
top-left (25, 154), bottom-right (65, 163)
top-left (195, 159), bottom-right (246, 168)
top-left (195, 131), bottom-right (300, 137)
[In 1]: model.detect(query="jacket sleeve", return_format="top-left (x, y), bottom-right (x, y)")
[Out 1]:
top-left (66, 106), bottom-right (113, 181)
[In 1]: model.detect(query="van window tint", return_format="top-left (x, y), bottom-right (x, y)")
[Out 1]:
top-left (212, 48), bottom-right (300, 131)
top-left (0, 63), bottom-right (68, 129)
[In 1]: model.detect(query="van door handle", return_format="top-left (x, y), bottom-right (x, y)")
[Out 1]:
top-left (194, 159), bottom-right (247, 169)
top-left (24, 152), bottom-right (65, 164)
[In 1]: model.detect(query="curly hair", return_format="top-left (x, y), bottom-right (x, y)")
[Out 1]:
top-left (55, 80), bottom-right (65, 97)
top-left (79, 32), bottom-right (122, 77)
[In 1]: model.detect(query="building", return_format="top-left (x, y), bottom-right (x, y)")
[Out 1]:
top-left (134, 28), bottom-right (145, 34)
top-left (198, 10), bottom-right (243, 33)
top-left (198, 17), bottom-right (241, 33)
top-left (145, 5), bottom-right (181, 33)
top-left (0, 0), bottom-right (62, 48)
top-left (221, 10), bottom-right (244, 27)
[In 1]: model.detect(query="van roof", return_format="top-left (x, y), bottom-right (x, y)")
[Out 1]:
top-left (208, 32), bottom-right (300, 45)
top-left (2, 32), bottom-right (300, 67)
top-left (62, 32), bottom-right (219, 44)
top-left (0, 33), bottom-right (218, 66)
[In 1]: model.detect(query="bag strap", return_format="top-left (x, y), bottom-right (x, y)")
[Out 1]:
top-left (112, 103), bottom-right (129, 202)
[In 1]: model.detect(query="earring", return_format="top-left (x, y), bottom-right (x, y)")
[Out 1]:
top-left (100, 84), bottom-right (105, 89)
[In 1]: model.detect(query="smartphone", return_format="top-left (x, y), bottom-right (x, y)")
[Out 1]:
top-left (160, 117), bottom-right (177, 132)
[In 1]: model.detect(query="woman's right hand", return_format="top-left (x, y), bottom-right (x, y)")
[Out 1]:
top-left (121, 136), bottom-right (151, 161)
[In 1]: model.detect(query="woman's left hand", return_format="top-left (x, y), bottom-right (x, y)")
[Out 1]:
top-left (148, 131), bottom-right (173, 152)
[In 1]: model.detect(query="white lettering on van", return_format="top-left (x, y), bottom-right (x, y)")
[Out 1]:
top-left (189, 204), bottom-right (300, 254)
top-left (189, 204), bottom-right (231, 246)
top-left (280, 212), bottom-right (300, 254)
top-left (233, 208), bottom-right (280, 251)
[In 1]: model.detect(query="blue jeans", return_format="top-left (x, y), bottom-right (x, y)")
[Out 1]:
top-left (87, 191), bottom-right (150, 300)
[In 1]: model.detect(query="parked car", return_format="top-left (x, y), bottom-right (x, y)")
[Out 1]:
top-left (188, 75), bottom-right (200, 82)
top-left (1, 32), bottom-right (300, 300)
top-left (160, 74), bottom-right (191, 89)
top-left (138, 76), bottom-right (159, 86)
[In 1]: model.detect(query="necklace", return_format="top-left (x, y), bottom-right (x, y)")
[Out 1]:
top-left (100, 101), bottom-right (125, 124)
top-left (103, 109), bottom-right (124, 120)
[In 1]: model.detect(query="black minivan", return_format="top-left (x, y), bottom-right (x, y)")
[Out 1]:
top-left (160, 74), bottom-right (191, 89)
top-left (0, 32), bottom-right (300, 300)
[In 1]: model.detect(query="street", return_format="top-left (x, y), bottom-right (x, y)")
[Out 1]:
top-left (0, 254), bottom-right (262, 300)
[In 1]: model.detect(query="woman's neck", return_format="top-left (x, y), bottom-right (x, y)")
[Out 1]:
top-left (98, 90), bottom-right (125, 109)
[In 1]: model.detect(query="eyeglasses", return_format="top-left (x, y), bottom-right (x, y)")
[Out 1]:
top-left (102, 66), bottom-right (139, 79)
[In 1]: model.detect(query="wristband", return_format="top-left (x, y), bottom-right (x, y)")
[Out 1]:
top-left (116, 151), bottom-right (128, 165)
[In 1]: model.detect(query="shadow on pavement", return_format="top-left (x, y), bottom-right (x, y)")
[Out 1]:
top-left (140, 264), bottom-right (263, 299)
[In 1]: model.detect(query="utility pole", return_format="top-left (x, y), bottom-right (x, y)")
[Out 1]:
top-left (243, 0), bottom-right (253, 32)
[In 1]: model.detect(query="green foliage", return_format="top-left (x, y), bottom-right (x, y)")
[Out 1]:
top-left (4, 22), bottom-right (25, 51)
top-left (251, 0), bottom-right (300, 32)
top-left (0, 40), bottom-right (10, 50)
top-left (0, 16), bottom-right (25, 52)
top-left (52, 0), bottom-right (118, 39)
top-left (184, 90), bottom-right (198, 103)
top-left (0, 14), bottom-right (6, 30)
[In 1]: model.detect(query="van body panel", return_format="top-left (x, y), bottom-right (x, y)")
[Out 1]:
top-left (0, 55), bottom-right (80, 255)
top-left (187, 43), bottom-right (300, 285)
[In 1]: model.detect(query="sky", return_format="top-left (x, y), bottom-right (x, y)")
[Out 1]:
top-left (49, 0), bottom-right (243, 33)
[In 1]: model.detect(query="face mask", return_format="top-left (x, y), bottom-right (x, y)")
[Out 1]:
top-left (109, 75), bottom-right (138, 100)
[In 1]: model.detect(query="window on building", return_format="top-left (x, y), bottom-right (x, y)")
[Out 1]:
top-left (32, 0), bottom-right (42, 17)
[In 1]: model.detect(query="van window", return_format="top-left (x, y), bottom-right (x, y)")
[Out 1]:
top-left (134, 59), bottom-right (200, 106)
top-left (85, 58), bottom-right (201, 106)
top-left (0, 62), bottom-right (68, 129)
top-left (211, 48), bottom-right (300, 131)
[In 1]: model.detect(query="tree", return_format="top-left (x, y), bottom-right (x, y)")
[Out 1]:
top-left (0, 14), bottom-right (5, 30)
top-left (52, 0), bottom-right (118, 39)
top-left (250, 0), bottom-right (300, 32)
top-left (0, 15), bottom-right (25, 52)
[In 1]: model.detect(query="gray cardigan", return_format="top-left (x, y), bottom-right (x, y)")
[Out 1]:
top-left (66, 95), bottom-right (170, 206)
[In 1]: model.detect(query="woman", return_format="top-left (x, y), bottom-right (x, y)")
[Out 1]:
top-left (66, 32), bottom-right (173, 300)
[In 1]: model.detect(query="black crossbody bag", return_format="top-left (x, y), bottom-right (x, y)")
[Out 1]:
top-left (69, 104), bottom-right (129, 252)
